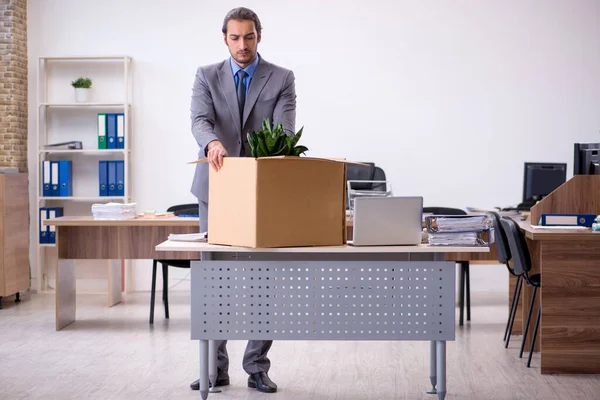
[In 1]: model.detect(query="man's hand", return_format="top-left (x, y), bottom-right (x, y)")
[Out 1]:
top-left (207, 140), bottom-right (228, 171)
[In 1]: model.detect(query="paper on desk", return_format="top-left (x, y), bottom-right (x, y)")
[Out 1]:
top-left (426, 215), bottom-right (492, 233)
top-left (530, 225), bottom-right (589, 230)
top-left (167, 232), bottom-right (207, 242)
top-left (92, 202), bottom-right (137, 220)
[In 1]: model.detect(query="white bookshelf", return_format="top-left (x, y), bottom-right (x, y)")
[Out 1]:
top-left (39, 149), bottom-right (128, 155)
top-left (36, 56), bottom-right (134, 293)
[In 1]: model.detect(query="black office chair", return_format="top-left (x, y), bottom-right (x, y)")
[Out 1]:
top-left (486, 212), bottom-right (520, 345)
top-left (423, 207), bottom-right (471, 326)
top-left (500, 216), bottom-right (541, 368)
top-left (149, 203), bottom-right (199, 324)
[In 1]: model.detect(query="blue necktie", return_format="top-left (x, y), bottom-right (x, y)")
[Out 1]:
top-left (237, 70), bottom-right (247, 127)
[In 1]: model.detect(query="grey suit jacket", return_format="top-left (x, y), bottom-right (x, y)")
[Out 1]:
top-left (190, 56), bottom-right (297, 202)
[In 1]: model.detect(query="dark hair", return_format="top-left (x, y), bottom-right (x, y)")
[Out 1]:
top-left (221, 7), bottom-right (262, 35)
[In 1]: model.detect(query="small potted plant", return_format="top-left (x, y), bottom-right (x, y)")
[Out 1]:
top-left (247, 118), bottom-right (308, 157)
top-left (71, 77), bottom-right (92, 103)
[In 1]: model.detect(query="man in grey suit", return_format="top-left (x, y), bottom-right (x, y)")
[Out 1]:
top-left (189, 7), bottom-right (296, 394)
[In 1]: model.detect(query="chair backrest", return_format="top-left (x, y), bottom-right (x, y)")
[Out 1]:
top-left (499, 217), bottom-right (531, 276)
top-left (346, 162), bottom-right (377, 190)
top-left (167, 203), bottom-right (199, 216)
top-left (346, 162), bottom-right (388, 208)
top-left (371, 166), bottom-right (386, 191)
top-left (487, 211), bottom-right (511, 264)
top-left (423, 207), bottom-right (467, 216)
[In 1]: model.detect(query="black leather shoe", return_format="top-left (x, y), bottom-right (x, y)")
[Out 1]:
top-left (190, 376), bottom-right (230, 390)
top-left (248, 372), bottom-right (277, 393)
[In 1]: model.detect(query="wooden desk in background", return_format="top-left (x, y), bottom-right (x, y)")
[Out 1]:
top-left (48, 216), bottom-right (200, 330)
top-left (517, 221), bottom-right (600, 374)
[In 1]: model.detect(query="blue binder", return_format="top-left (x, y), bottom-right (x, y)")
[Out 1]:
top-left (58, 160), bottom-right (72, 196)
top-left (47, 207), bottom-right (64, 244)
top-left (42, 161), bottom-right (52, 197)
top-left (39, 207), bottom-right (48, 244)
top-left (51, 161), bottom-right (60, 196)
top-left (107, 160), bottom-right (117, 196)
top-left (99, 161), bottom-right (108, 196)
top-left (115, 160), bottom-right (124, 196)
top-left (107, 113), bottom-right (117, 149)
top-left (539, 213), bottom-right (596, 227)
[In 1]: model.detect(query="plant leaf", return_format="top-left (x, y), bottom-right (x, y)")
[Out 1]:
top-left (271, 136), bottom-right (287, 156)
top-left (290, 126), bottom-right (303, 147)
top-left (292, 145), bottom-right (309, 156)
top-left (264, 129), bottom-right (277, 152)
top-left (257, 134), bottom-right (269, 156)
top-left (247, 132), bottom-right (258, 157)
top-left (262, 118), bottom-right (272, 135)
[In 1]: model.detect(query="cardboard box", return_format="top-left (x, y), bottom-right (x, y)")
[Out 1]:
top-left (201, 156), bottom-right (347, 248)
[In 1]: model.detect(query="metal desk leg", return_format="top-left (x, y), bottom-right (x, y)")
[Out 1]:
top-left (56, 259), bottom-right (76, 330)
top-left (459, 262), bottom-right (465, 326)
top-left (436, 341), bottom-right (446, 400)
top-left (426, 340), bottom-right (437, 394)
top-left (199, 340), bottom-right (209, 400)
top-left (208, 340), bottom-right (221, 393)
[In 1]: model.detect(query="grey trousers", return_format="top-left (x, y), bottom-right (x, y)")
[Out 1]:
top-left (199, 200), bottom-right (273, 376)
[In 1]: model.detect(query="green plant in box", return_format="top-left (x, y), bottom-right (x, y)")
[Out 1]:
top-left (71, 77), bottom-right (92, 88)
top-left (247, 118), bottom-right (308, 158)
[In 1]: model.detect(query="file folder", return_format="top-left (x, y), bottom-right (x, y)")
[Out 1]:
top-left (39, 207), bottom-right (48, 244)
top-left (53, 207), bottom-right (64, 219)
top-left (107, 160), bottom-right (117, 196)
top-left (107, 113), bottom-right (117, 149)
top-left (116, 113), bottom-right (124, 149)
top-left (42, 160), bottom-right (51, 196)
top-left (48, 209), bottom-right (55, 244)
top-left (115, 160), bottom-right (124, 196)
top-left (97, 113), bottom-right (107, 149)
top-left (58, 160), bottom-right (73, 196)
top-left (47, 207), bottom-right (64, 244)
top-left (51, 161), bottom-right (59, 196)
top-left (99, 160), bottom-right (108, 196)
top-left (539, 213), bottom-right (596, 227)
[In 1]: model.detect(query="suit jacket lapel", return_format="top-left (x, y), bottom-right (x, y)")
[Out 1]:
top-left (217, 60), bottom-right (241, 135)
top-left (243, 59), bottom-right (272, 128)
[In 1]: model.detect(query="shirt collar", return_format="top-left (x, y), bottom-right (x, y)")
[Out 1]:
top-left (230, 54), bottom-right (260, 79)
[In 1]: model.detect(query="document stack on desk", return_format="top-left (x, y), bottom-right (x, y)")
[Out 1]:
top-left (91, 202), bottom-right (137, 220)
top-left (425, 215), bottom-right (494, 246)
top-left (167, 232), bottom-right (207, 242)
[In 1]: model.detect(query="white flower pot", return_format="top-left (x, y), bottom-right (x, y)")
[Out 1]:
top-left (74, 88), bottom-right (91, 103)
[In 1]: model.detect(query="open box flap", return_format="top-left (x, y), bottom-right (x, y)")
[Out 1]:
top-left (188, 156), bottom-right (367, 165)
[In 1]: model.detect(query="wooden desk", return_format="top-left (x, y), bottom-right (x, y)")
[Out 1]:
top-left (156, 240), bottom-right (489, 400)
top-left (49, 216), bottom-right (200, 330)
top-left (517, 221), bottom-right (600, 374)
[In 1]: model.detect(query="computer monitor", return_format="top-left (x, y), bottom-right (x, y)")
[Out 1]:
top-left (574, 143), bottom-right (600, 175)
top-left (521, 162), bottom-right (566, 208)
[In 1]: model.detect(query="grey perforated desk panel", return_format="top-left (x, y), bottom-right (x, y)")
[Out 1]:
top-left (156, 241), bottom-right (489, 400)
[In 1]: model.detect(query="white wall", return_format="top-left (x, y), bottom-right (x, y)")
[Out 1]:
top-left (27, 0), bottom-right (600, 292)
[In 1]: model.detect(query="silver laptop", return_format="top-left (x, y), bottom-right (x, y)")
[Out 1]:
top-left (348, 196), bottom-right (423, 246)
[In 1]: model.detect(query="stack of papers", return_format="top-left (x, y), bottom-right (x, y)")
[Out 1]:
top-left (427, 215), bottom-right (492, 232)
top-left (428, 231), bottom-right (492, 246)
top-left (167, 232), bottom-right (207, 242)
top-left (91, 202), bottom-right (137, 220)
top-left (425, 215), bottom-right (494, 247)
